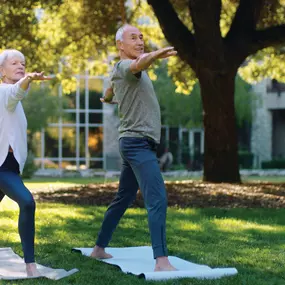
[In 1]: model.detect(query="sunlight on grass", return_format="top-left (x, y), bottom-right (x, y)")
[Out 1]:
top-left (176, 221), bottom-right (202, 231)
top-left (0, 197), bottom-right (18, 210)
top-left (213, 219), bottom-right (284, 233)
top-left (24, 182), bottom-right (84, 191)
top-left (1, 198), bottom-right (285, 285)
top-left (23, 177), bottom-right (120, 191)
top-left (25, 182), bottom-right (71, 189)
top-left (124, 208), bottom-right (146, 215)
top-left (38, 205), bottom-right (94, 220)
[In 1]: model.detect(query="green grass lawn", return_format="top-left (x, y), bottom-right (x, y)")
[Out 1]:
top-left (1, 197), bottom-right (285, 285)
top-left (242, 176), bottom-right (285, 183)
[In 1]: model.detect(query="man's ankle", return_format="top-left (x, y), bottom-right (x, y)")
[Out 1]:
top-left (156, 256), bottom-right (169, 261)
top-left (94, 245), bottom-right (103, 251)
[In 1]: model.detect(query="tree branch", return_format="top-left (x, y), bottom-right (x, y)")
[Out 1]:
top-left (188, 0), bottom-right (222, 45)
top-left (147, 0), bottom-right (196, 67)
top-left (226, 24), bottom-right (285, 69)
top-left (188, 0), bottom-right (226, 71)
top-left (226, 0), bottom-right (265, 41)
top-left (120, 0), bottom-right (127, 23)
top-left (128, 0), bottom-right (142, 23)
top-left (224, 0), bottom-right (266, 68)
top-left (250, 24), bottom-right (285, 54)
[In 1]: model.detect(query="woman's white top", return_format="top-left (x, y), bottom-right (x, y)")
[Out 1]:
top-left (0, 78), bottom-right (28, 174)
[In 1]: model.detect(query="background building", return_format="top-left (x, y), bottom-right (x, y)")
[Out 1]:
top-left (251, 79), bottom-right (285, 167)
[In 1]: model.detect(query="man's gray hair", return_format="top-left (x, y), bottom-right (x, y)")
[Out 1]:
top-left (115, 24), bottom-right (131, 42)
top-left (0, 49), bottom-right (25, 78)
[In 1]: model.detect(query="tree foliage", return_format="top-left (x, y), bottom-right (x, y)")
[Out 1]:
top-left (22, 84), bottom-right (62, 134)
top-left (146, 0), bottom-right (285, 92)
top-left (1, 0), bottom-right (283, 90)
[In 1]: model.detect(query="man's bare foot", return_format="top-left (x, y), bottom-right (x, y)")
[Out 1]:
top-left (26, 263), bottom-right (41, 277)
top-left (154, 256), bottom-right (177, 272)
top-left (90, 245), bottom-right (113, 259)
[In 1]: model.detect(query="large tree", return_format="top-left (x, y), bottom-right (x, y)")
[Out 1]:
top-left (147, 0), bottom-right (285, 182)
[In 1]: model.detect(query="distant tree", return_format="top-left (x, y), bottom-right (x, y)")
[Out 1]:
top-left (21, 83), bottom-right (64, 178)
top-left (22, 84), bottom-right (64, 150)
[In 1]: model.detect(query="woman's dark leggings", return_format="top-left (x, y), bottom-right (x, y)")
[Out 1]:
top-left (0, 153), bottom-right (35, 263)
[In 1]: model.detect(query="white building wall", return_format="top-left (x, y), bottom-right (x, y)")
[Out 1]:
top-left (251, 79), bottom-right (272, 167)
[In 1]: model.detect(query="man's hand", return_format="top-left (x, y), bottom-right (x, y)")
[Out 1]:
top-left (131, 47), bottom-right (177, 73)
top-left (100, 86), bottom-right (117, 104)
top-left (152, 47), bottom-right (177, 59)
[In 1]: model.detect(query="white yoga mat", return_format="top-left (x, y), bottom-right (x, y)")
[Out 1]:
top-left (73, 246), bottom-right (238, 281)
top-left (0, 248), bottom-right (78, 280)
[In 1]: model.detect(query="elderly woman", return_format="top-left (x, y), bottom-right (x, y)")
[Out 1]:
top-left (0, 49), bottom-right (50, 276)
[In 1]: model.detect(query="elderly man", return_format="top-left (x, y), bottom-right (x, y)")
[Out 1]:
top-left (92, 25), bottom-right (177, 271)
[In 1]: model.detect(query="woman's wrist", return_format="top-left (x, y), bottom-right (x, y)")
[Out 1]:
top-left (25, 75), bottom-right (33, 83)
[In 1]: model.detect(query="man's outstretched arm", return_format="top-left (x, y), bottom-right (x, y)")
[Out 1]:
top-left (130, 47), bottom-right (177, 74)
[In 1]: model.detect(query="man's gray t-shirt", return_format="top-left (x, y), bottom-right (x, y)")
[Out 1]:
top-left (110, 59), bottom-right (161, 144)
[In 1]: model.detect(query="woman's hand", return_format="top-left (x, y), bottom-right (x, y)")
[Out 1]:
top-left (26, 72), bottom-right (53, 81)
top-left (20, 72), bottom-right (52, 91)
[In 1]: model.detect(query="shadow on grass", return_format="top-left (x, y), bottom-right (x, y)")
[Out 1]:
top-left (32, 181), bottom-right (285, 209)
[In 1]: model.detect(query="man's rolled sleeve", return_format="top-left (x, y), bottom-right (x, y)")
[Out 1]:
top-left (117, 59), bottom-right (140, 81)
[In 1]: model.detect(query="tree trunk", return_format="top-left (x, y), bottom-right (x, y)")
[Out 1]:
top-left (199, 70), bottom-right (241, 183)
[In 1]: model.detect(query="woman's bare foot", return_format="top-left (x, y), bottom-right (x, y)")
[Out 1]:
top-left (90, 245), bottom-right (113, 259)
top-left (154, 256), bottom-right (177, 272)
top-left (26, 263), bottom-right (41, 277)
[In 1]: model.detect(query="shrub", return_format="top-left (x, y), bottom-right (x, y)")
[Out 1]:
top-left (261, 159), bottom-right (285, 169)
top-left (239, 151), bottom-right (254, 169)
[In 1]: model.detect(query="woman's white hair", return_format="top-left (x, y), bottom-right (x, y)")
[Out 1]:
top-left (0, 49), bottom-right (25, 78)
top-left (115, 24), bottom-right (131, 42)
